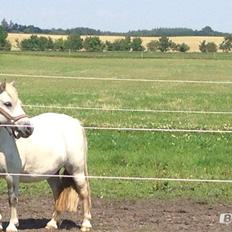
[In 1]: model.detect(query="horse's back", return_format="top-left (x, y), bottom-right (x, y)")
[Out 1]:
top-left (16, 113), bottom-right (87, 181)
top-left (31, 113), bottom-right (86, 156)
top-left (31, 112), bottom-right (82, 128)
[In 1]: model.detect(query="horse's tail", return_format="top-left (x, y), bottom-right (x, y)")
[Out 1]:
top-left (54, 169), bottom-right (79, 213)
top-left (54, 126), bottom-right (91, 213)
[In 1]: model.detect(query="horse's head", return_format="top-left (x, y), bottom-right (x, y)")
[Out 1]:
top-left (0, 81), bottom-right (33, 138)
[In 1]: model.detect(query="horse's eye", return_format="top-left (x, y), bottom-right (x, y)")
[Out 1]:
top-left (4, 102), bottom-right (12, 107)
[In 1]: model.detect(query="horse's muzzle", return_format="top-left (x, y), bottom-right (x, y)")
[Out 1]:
top-left (15, 122), bottom-right (34, 138)
top-left (24, 123), bottom-right (34, 137)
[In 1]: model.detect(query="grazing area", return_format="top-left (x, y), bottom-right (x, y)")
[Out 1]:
top-left (1, 52), bottom-right (232, 231)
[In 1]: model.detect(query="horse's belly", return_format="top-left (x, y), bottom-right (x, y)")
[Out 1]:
top-left (19, 174), bottom-right (48, 183)
top-left (19, 169), bottom-right (61, 182)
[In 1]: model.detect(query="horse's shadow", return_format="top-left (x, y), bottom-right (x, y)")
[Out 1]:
top-left (3, 218), bottom-right (80, 230)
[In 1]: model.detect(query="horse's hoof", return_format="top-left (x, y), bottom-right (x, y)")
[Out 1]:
top-left (81, 227), bottom-right (91, 232)
top-left (81, 220), bottom-right (92, 232)
top-left (6, 223), bottom-right (18, 232)
top-left (45, 224), bottom-right (58, 230)
top-left (45, 220), bottom-right (58, 230)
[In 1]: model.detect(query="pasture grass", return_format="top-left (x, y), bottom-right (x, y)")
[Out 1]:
top-left (87, 131), bottom-right (232, 201)
top-left (0, 52), bottom-right (232, 201)
top-left (3, 50), bottom-right (232, 60)
top-left (1, 52), bottom-right (232, 82)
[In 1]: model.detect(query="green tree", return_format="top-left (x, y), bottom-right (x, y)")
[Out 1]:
top-left (219, 36), bottom-right (232, 52)
top-left (147, 40), bottom-right (159, 52)
top-left (39, 36), bottom-right (54, 50)
top-left (121, 36), bottom-right (131, 51)
top-left (131, 37), bottom-right (144, 51)
top-left (116, 37), bottom-right (131, 51)
top-left (199, 40), bottom-right (207, 53)
top-left (0, 25), bottom-right (11, 50)
top-left (176, 43), bottom-right (190, 53)
top-left (199, 40), bottom-right (217, 53)
top-left (206, 42), bottom-right (217, 53)
top-left (170, 41), bottom-right (178, 51)
top-left (83, 37), bottom-right (104, 52)
top-left (54, 38), bottom-right (65, 51)
top-left (158, 36), bottom-right (172, 52)
top-left (105, 40), bottom-right (115, 51)
top-left (105, 37), bottom-right (131, 51)
top-left (64, 34), bottom-right (83, 51)
top-left (20, 35), bottom-right (54, 51)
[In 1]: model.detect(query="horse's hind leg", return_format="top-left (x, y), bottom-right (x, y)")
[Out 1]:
top-left (5, 175), bottom-right (19, 232)
top-left (45, 177), bottom-right (62, 229)
top-left (72, 172), bottom-right (92, 232)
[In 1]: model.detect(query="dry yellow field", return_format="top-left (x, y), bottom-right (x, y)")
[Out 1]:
top-left (8, 33), bottom-right (224, 52)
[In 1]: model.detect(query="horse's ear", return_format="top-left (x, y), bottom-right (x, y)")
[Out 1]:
top-left (0, 80), bottom-right (6, 92)
top-left (10, 81), bottom-right (16, 87)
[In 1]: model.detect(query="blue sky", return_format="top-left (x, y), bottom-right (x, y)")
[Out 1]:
top-left (0, 0), bottom-right (232, 32)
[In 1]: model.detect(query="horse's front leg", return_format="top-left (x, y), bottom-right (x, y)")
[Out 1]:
top-left (5, 175), bottom-right (19, 232)
top-left (0, 213), bottom-right (3, 231)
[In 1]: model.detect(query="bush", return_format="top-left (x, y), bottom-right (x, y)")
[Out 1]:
top-left (131, 37), bottom-right (144, 51)
top-left (147, 38), bottom-right (189, 53)
top-left (64, 34), bottom-right (83, 51)
top-left (54, 38), bottom-right (65, 51)
top-left (106, 37), bottom-right (131, 51)
top-left (20, 35), bottom-right (54, 51)
top-left (158, 36), bottom-right (173, 52)
top-left (199, 40), bottom-right (217, 53)
top-left (206, 42), bottom-right (217, 53)
top-left (219, 36), bottom-right (232, 52)
top-left (83, 37), bottom-right (104, 52)
top-left (147, 40), bottom-right (159, 52)
top-left (3, 40), bottom-right (11, 50)
top-left (176, 43), bottom-right (190, 53)
top-left (199, 40), bottom-right (207, 53)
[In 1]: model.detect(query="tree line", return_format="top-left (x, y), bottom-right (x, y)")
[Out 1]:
top-left (1, 19), bottom-right (231, 37)
top-left (17, 34), bottom-right (232, 53)
top-left (1, 25), bottom-right (232, 53)
top-left (147, 36), bottom-right (232, 53)
top-left (17, 35), bottom-right (145, 52)
top-left (13, 34), bottom-right (191, 52)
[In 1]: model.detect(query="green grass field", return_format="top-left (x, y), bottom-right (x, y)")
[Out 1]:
top-left (1, 52), bottom-right (232, 201)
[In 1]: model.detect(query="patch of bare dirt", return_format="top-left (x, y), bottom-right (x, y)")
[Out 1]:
top-left (1, 195), bottom-right (232, 231)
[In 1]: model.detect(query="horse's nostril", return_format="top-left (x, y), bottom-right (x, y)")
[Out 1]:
top-left (27, 126), bottom-right (34, 135)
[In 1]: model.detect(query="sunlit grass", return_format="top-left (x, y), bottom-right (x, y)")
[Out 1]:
top-left (0, 52), bottom-right (232, 201)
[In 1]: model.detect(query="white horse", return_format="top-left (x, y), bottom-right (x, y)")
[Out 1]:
top-left (0, 82), bottom-right (92, 232)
